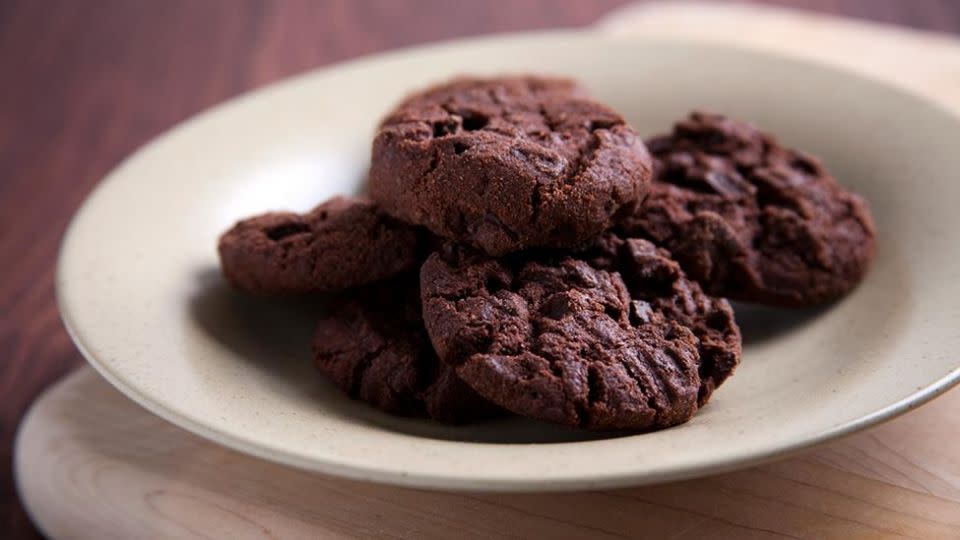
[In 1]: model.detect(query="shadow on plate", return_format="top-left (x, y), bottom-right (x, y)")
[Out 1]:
top-left (732, 301), bottom-right (829, 346)
top-left (189, 267), bottom-right (325, 385)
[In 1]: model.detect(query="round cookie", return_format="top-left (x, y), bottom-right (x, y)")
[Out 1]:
top-left (218, 196), bottom-right (421, 294)
top-left (619, 111), bottom-right (876, 307)
top-left (369, 76), bottom-right (652, 256)
top-left (313, 275), bottom-right (500, 423)
top-left (419, 237), bottom-right (741, 431)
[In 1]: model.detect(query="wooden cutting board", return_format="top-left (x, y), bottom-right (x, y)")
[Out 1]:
top-left (16, 4), bottom-right (960, 539)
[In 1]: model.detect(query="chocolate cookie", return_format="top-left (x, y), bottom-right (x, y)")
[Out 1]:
top-left (312, 275), bottom-right (500, 423)
top-left (369, 76), bottom-right (652, 256)
top-left (419, 237), bottom-right (741, 431)
top-left (218, 196), bottom-right (421, 294)
top-left (619, 111), bottom-right (876, 307)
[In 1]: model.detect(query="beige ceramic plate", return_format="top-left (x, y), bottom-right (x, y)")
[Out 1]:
top-left (58, 31), bottom-right (960, 491)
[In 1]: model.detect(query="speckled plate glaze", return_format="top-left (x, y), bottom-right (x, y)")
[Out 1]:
top-left (57, 32), bottom-right (960, 491)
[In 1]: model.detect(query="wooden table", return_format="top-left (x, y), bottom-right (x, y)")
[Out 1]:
top-left (3, 1), bottom-right (959, 537)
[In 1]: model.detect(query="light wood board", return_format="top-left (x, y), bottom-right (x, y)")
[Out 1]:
top-left (16, 368), bottom-right (960, 539)
top-left (16, 4), bottom-right (960, 539)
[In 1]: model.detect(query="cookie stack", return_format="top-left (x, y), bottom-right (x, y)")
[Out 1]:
top-left (219, 76), bottom-right (875, 432)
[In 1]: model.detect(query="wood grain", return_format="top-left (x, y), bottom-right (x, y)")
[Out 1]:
top-left (3, 1), bottom-right (959, 538)
top-left (17, 368), bottom-right (960, 539)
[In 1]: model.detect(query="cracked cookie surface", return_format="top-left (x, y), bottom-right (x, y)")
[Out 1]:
top-left (369, 76), bottom-right (652, 256)
top-left (218, 196), bottom-right (421, 294)
top-left (312, 275), bottom-right (501, 423)
top-left (619, 111), bottom-right (876, 307)
top-left (419, 237), bottom-right (741, 431)
top-left (581, 234), bottom-right (741, 406)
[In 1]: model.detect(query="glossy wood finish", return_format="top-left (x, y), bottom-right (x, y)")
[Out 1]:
top-left (3, 1), bottom-right (958, 537)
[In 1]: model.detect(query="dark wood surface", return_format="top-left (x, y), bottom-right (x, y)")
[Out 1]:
top-left (2, 1), bottom-right (958, 537)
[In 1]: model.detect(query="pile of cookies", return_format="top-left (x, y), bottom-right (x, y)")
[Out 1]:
top-left (219, 76), bottom-right (875, 432)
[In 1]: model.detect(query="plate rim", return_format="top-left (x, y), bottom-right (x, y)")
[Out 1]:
top-left (56, 28), bottom-right (960, 492)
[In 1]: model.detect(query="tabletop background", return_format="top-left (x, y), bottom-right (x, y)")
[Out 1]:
top-left (2, 0), bottom-right (959, 537)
